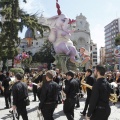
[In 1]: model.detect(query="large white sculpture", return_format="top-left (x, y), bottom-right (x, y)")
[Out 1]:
top-left (47, 14), bottom-right (81, 64)
top-left (43, 0), bottom-right (90, 69)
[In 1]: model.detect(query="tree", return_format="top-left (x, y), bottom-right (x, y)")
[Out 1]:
top-left (33, 40), bottom-right (55, 69)
top-left (115, 34), bottom-right (120, 46)
top-left (0, 0), bottom-right (49, 71)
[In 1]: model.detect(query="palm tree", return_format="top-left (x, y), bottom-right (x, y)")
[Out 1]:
top-left (0, 0), bottom-right (49, 71)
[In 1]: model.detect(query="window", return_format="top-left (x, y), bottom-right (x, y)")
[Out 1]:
top-left (93, 56), bottom-right (97, 58)
top-left (93, 52), bottom-right (97, 54)
top-left (93, 59), bottom-right (97, 62)
top-left (90, 46), bottom-right (92, 50)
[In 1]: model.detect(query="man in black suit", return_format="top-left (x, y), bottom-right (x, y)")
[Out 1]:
top-left (2, 72), bottom-right (11, 109)
top-left (63, 71), bottom-right (79, 120)
top-left (12, 73), bottom-right (28, 120)
top-left (0, 71), bottom-right (5, 96)
top-left (39, 70), bottom-right (59, 120)
top-left (86, 65), bottom-right (111, 120)
top-left (80, 69), bottom-right (95, 116)
top-left (32, 71), bottom-right (43, 101)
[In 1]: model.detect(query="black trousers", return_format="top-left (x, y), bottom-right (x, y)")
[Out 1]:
top-left (90, 106), bottom-right (111, 120)
top-left (41, 103), bottom-right (56, 120)
top-left (33, 85), bottom-right (37, 101)
top-left (4, 93), bottom-right (11, 107)
top-left (17, 106), bottom-right (28, 120)
top-left (83, 95), bottom-right (90, 114)
top-left (63, 98), bottom-right (76, 120)
top-left (0, 88), bottom-right (4, 96)
top-left (75, 95), bottom-right (80, 107)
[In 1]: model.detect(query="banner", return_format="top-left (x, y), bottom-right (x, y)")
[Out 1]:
top-left (114, 45), bottom-right (120, 58)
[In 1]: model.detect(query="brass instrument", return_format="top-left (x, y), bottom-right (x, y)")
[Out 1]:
top-left (81, 76), bottom-right (87, 93)
top-left (0, 81), bottom-right (4, 92)
top-left (61, 79), bottom-right (66, 101)
top-left (31, 71), bottom-right (43, 82)
top-left (81, 81), bottom-right (118, 103)
top-left (9, 81), bottom-right (16, 90)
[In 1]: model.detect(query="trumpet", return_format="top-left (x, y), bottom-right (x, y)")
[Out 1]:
top-left (81, 81), bottom-right (118, 103)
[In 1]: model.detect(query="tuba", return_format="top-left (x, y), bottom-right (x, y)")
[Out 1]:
top-left (81, 81), bottom-right (118, 103)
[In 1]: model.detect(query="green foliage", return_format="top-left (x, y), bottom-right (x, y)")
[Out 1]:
top-left (115, 34), bottom-right (120, 46)
top-left (9, 68), bottom-right (24, 74)
top-left (0, 0), bottom-right (49, 70)
top-left (21, 55), bottom-right (32, 67)
top-left (33, 40), bottom-right (55, 64)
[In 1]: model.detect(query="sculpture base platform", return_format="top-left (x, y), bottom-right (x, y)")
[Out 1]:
top-left (54, 54), bottom-right (77, 73)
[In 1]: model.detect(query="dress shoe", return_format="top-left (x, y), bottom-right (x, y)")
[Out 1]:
top-left (9, 110), bottom-right (13, 114)
top-left (80, 112), bottom-right (86, 116)
top-left (58, 101), bottom-right (62, 104)
top-left (4, 106), bottom-right (9, 109)
top-left (75, 105), bottom-right (80, 108)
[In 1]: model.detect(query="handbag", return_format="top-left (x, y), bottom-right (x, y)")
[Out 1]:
top-left (24, 97), bottom-right (30, 106)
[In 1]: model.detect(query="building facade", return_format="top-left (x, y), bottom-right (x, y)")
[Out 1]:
top-left (104, 18), bottom-right (120, 66)
top-left (71, 13), bottom-right (91, 52)
top-left (20, 13), bottom-right (97, 69)
top-left (100, 47), bottom-right (105, 65)
top-left (90, 40), bottom-right (97, 69)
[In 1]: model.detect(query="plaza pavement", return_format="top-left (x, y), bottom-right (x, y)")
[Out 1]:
top-left (0, 93), bottom-right (120, 120)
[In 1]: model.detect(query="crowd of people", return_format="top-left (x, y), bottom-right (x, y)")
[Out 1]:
top-left (0, 65), bottom-right (120, 120)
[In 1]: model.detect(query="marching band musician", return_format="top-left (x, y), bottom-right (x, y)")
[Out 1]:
top-left (80, 69), bottom-right (95, 116)
top-left (74, 73), bottom-right (80, 108)
top-left (12, 73), bottom-right (28, 120)
top-left (115, 72), bottom-right (120, 100)
top-left (2, 72), bottom-right (12, 109)
top-left (107, 74), bottom-right (114, 83)
top-left (86, 65), bottom-right (111, 120)
top-left (63, 71), bottom-right (79, 120)
top-left (0, 70), bottom-right (5, 96)
top-left (38, 70), bottom-right (59, 120)
top-left (32, 71), bottom-right (43, 101)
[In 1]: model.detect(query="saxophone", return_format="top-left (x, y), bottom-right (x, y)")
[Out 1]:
top-left (81, 75), bottom-right (87, 93)
top-left (81, 77), bottom-right (118, 103)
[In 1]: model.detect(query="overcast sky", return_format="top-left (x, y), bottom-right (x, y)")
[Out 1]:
top-left (19, 0), bottom-right (120, 56)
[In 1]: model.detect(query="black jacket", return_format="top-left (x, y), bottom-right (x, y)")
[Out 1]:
top-left (63, 78), bottom-right (79, 99)
top-left (2, 76), bottom-right (11, 95)
top-left (12, 81), bottom-right (28, 107)
top-left (0, 74), bottom-right (5, 82)
top-left (85, 76), bottom-right (95, 96)
top-left (87, 78), bottom-right (111, 117)
top-left (33, 74), bottom-right (42, 93)
top-left (39, 80), bottom-right (59, 109)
